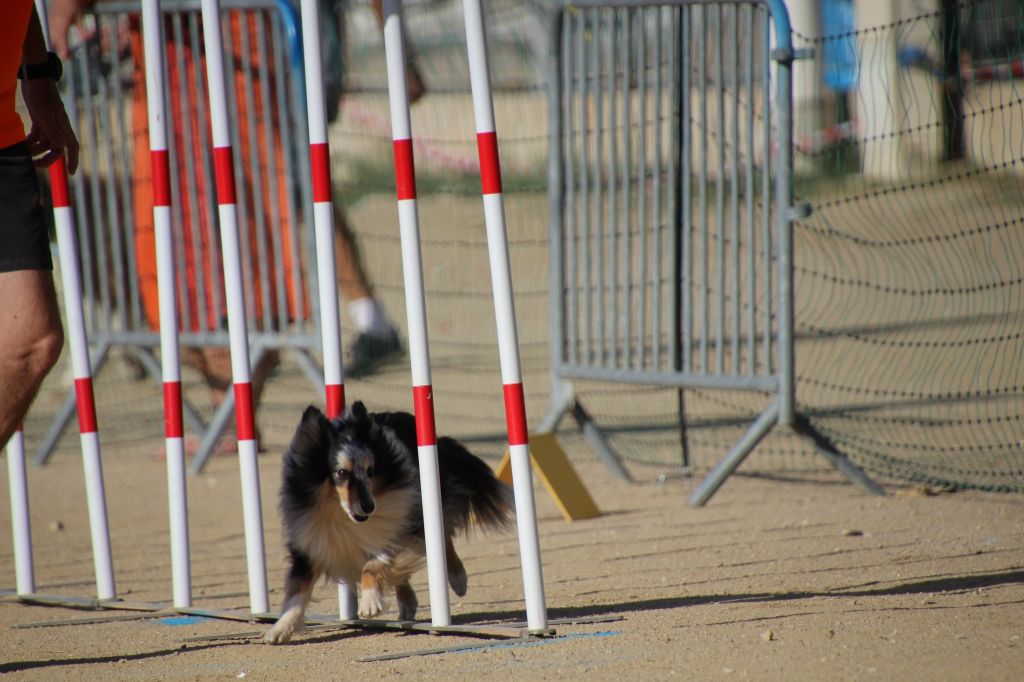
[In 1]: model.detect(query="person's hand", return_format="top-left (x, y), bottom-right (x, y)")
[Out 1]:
top-left (21, 78), bottom-right (79, 174)
top-left (48, 0), bottom-right (93, 59)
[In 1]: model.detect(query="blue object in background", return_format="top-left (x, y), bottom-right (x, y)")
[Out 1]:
top-left (821, 0), bottom-right (858, 92)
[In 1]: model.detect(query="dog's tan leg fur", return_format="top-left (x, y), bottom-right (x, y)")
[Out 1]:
top-left (446, 535), bottom-right (468, 597)
top-left (358, 562), bottom-right (386, 618)
top-left (264, 570), bottom-right (316, 644)
top-left (359, 547), bottom-right (423, 619)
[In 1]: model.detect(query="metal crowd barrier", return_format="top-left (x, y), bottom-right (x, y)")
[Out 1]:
top-left (36, 0), bottom-right (327, 470)
top-left (541, 0), bottom-right (884, 504)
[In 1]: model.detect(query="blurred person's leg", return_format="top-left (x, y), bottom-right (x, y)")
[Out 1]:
top-left (333, 203), bottom-right (401, 378)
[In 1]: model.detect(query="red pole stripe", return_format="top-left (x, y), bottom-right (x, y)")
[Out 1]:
top-left (310, 142), bottom-right (332, 204)
top-left (325, 383), bottom-right (345, 420)
top-left (48, 160), bottom-right (71, 208)
top-left (411, 385), bottom-right (437, 447)
top-left (162, 382), bottom-right (185, 436)
top-left (502, 382), bottom-right (529, 446)
top-left (392, 139), bottom-right (417, 201)
top-left (233, 382), bottom-right (256, 441)
top-left (74, 378), bottom-right (98, 434)
top-left (151, 149), bottom-right (171, 207)
top-left (476, 131), bottom-right (503, 195)
top-left (163, 381), bottom-right (184, 438)
top-left (213, 146), bottom-right (237, 205)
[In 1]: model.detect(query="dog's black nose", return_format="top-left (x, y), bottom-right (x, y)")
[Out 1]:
top-left (362, 500), bottom-right (375, 515)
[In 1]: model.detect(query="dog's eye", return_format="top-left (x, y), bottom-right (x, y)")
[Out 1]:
top-left (336, 468), bottom-right (349, 481)
top-left (366, 466), bottom-right (374, 479)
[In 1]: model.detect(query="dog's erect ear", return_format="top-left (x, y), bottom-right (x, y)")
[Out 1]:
top-left (288, 405), bottom-right (331, 462)
top-left (350, 401), bottom-right (369, 422)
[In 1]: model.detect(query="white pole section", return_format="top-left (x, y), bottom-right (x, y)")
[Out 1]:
top-left (141, 0), bottom-right (191, 609)
top-left (6, 429), bottom-right (34, 595)
top-left (297, 0), bottom-right (353, 619)
top-left (381, 0), bottom-right (451, 627)
top-left (198, 0), bottom-right (268, 614)
top-left (461, 0), bottom-right (548, 633)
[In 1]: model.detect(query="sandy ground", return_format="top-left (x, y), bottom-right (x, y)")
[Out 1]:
top-left (2, 393), bottom-right (1023, 681)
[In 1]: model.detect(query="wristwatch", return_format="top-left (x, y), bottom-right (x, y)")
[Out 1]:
top-left (18, 51), bottom-right (63, 82)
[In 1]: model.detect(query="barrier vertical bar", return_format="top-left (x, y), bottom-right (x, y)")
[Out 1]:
top-left (6, 429), bottom-right (34, 595)
top-left (714, 6), bottom-right (725, 375)
top-left (744, 4), bottom-right (756, 374)
top-left (775, 9), bottom-right (796, 426)
top-left (35, 0), bottom-right (116, 602)
top-left (141, 0), bottom-right (191, 609)
top-left (198, 0), bottom-right (269, 614)
top-left (381, 0), bottom-right (451, 627)
top-left (297, 0), bottom-right (354, 619)
top-left (461, 0), bottom-right (548, 633)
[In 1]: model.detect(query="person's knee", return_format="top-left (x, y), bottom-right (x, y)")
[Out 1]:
top-left (18, 315), bottom-right (64, 385)
top-left (36, 318), bottom-right (64, 377)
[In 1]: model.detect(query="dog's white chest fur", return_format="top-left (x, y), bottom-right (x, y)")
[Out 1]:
top-left (293, 484), bottom-right (416, 584)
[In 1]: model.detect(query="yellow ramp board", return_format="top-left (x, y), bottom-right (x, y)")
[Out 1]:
top-left (496, 433), bottom-right (601, 522)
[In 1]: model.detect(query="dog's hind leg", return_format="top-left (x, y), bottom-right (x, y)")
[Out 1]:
top-left (395, 581), bottom-right (418, 621)
top-left (445, 535), bottom-right (468, 597)
top-left (264, 550), bottom-right (317, 644)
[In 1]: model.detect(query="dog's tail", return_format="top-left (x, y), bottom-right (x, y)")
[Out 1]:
top-left (438, 437), bottom-right (513, 534)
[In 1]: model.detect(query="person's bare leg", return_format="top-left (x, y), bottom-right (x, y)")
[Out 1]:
top-left (0, 270), bottom-right (64, 449)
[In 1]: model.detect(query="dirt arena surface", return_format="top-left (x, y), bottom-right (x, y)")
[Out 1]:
top-left (2, 419), bottom-right (1023, 680)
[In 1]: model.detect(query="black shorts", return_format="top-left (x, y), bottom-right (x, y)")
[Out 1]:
top-left (0, 142), bottom-right (53, 273)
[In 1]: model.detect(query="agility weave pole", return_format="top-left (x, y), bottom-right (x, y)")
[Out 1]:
top-left (296, 0), bottom-right (357, 620)
top-left (380, 0), bottom-right (452, 628)
top-left (197, 0), bottom-right (269, 614)
top-left (6, 429), bottom-right (34, 596)
top-left (141, 0), bottom-right (191, 610)
top-left (24, 0), bottom-right (120, 604)
top-left (459, 0), bottom-right (548, 634)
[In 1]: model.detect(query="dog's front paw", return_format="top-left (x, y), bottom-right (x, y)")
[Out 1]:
top-left (358, 586), bottom-right (385, 618)
top-left (448, 565), bottom-right (468, 597)
top-left (264, 616), bottom-right (303, 645)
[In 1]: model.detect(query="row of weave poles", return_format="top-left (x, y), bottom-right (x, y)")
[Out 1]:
top-left (7, 0), bottom-right (548, 635)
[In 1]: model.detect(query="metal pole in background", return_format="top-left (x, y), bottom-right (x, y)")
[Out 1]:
top-left (461, 0), bottom-right (548, 634)
top-left (141, 0), bottom-right (191, 609)
top-left (36, 0), bottom-right (116, 602)
top-left (381, 0), bottom-right (451, 627)
top-left (198, 0), bottom-right (268, 614)
top-left (297, 0), bottom-right (355, 620)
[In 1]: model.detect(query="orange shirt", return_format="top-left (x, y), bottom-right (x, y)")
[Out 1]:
top-left (0, 1), bottom-right (33, 149)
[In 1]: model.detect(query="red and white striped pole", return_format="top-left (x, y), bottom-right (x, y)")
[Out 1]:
top-left (461, 0), bottom-right (547, 633)
top-left (51, 145), bottom-right (117, 602)
top-left (297, 0), bottom-right (354, 619)
top-left (35, 0), bottom-right (116, 602)
top-left (381, 0), bottom-right (451, 627)
top-left (6, 427), bottom-right (34, 595)
top-left (198, 0), bottom-right (269, 614)
top-left (141, 0), bottom-right (191, 609)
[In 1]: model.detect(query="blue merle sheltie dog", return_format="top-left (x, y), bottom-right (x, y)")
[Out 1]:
top-left (264, 401), bottom-right (512, 643)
